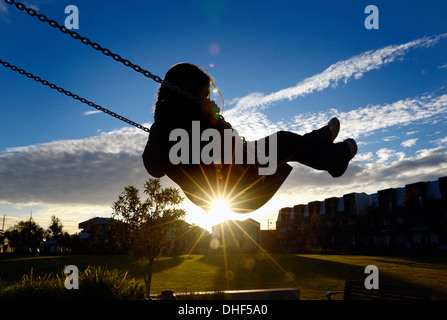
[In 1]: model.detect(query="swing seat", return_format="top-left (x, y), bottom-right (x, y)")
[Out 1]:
top-left (165, 162), bottom-right (292, 214)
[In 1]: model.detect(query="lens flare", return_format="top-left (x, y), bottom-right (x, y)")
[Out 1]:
top-left (210, 83), bottom-right (224, 113)
top-left (208, 43), bottom-right (220, 56)
top-left (225, 270), bottom-right (235, 281)
top-left (209, 238), bottom-right (220, 249)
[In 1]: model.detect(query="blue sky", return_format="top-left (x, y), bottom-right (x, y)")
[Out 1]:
top-left (1, 0), bottom-right (446, 233)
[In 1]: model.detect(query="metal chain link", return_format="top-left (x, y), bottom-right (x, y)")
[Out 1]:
top-left (0, 58), bottom-right (150, 132)
top-left (3, 0), bottom-right (202, 103)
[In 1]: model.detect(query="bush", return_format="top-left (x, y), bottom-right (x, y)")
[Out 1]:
top-left (0, 278), bottom-right (7, 297)
top-left (64, 266), bottom-right (146, 300)
top-left (1, 269), bottom-right (63, 299)
top-left (1, 266), bottom-right (146, 300)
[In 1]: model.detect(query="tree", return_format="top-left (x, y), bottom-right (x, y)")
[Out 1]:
top-left (5, 218), bottom-right (44, 252)
top-left (109, 178), bottom-right (186, 297)
top-left (47, 215), bottom-right (63, 239)
top-left (46, 215), bottom-right (70, 252)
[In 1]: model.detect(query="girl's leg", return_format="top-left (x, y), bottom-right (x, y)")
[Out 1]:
top-left (258, 127), bottom-right (353, 178)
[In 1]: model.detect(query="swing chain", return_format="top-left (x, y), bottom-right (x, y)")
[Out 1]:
top-left (0, 58), bottom-right (151, 132)
top-left (3, 0), bottom-right (202, 106)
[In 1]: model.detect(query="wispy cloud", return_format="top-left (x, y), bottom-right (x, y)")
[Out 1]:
top-left (226, 33), bottom-right (447, 115)
top-left (1, 0), bottom-right (57, 23)
top-left (0, 1), bottom-right (10, 22)
top-left (83, 110), bottom-right (102, 116)
top-left (0, 1), bottom-right (8, 13)
top-left (431, 136), bottom-right (447, 147)
top-left (221, 34), bottom-right (447, 144)
top-left (332, 94), bottom-right (447, 140)
top-left (227, 92), bottom-right (447, 141)
top-left (384, 136), bottom-right (398, 142)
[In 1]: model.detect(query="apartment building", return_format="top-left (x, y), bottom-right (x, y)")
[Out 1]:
top-left (276, 176), bottom-right (447, 253)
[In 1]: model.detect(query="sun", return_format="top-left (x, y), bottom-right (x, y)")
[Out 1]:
top-left (205, 198), bottom-right (238, 228)
top-left (210, 198), bottom-right (231, 214)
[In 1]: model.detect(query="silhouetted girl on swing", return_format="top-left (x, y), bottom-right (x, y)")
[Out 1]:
top-left (143, 63), bottom-right (357, 213)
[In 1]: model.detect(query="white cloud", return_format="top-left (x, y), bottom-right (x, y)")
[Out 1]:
top-left (274, 147), bottom-right (447, 205)
top-left (0, 127), bottom-right (150, 207)
top-left (401, 138), bottom-right (419, 147)
top-left (354, 152), bottom-right (373, 162)
top-left (335, 94), bottom-right (447, 140)
top-left (376, 148), bottom-right (406, 165)
top-left (226, 92), bottom-right (447, 143)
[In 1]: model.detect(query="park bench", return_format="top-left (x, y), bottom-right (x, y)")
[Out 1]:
top-left (326, 280), bottom-right (432, 300)
top-left (155, 288), bottom-right (300, 300)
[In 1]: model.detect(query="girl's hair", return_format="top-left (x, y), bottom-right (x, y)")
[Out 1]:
top-left (154, 63), bottom-right (210, 121)
top-left (153, 63), bottom-right (223, 121)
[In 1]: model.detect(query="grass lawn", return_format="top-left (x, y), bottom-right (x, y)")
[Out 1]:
top-left (1, 253), bottom-right (447, 300)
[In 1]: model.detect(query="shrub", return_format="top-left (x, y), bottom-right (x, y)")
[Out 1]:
top-left (1, 269), bottom-right (63, 299)
top-left (0, 278), bottom-right (7, 296)
top-left (64, 266), bottom-right (146, 300)
top-left (0, 266), bottom-right (146, 300)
